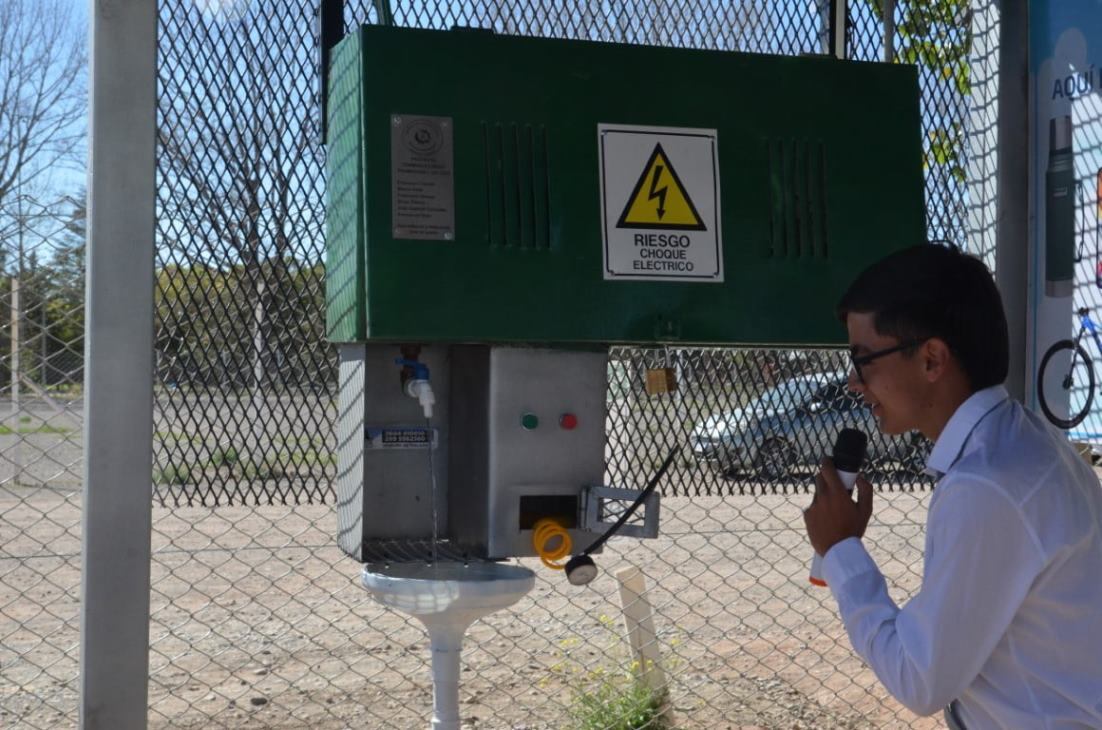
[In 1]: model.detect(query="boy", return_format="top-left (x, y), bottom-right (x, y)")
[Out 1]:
top-left (804, 244), bottom-right (1102, 729)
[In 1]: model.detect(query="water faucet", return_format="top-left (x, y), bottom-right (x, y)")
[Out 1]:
top-left (395, 358), bottom-right (435, 419)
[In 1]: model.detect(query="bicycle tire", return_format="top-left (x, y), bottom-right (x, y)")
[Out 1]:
top-left (1037, 340), bottom-right (1095, 429)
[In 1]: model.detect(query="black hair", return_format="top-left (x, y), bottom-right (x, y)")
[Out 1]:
top-left (836, 243), bottom-right (1009, 392)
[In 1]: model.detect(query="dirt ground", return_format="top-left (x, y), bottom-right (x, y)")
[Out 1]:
top-left (3, 478), bottom-right (950, 730)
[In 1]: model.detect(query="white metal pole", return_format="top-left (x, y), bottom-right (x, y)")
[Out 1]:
top-left (80, 1), bottom-right (157, 728)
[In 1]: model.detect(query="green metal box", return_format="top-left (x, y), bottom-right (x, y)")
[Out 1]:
top-left (326, 25), bottom-right (926, 346)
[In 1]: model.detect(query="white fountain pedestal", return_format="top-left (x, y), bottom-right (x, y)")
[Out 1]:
top-left (362, 561), bottom-right (536, 730)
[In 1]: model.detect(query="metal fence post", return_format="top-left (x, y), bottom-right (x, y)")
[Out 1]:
top-left (80, 1), bottom-right (158, 728)
top-left (994, 0), bottom-right (1029, 403)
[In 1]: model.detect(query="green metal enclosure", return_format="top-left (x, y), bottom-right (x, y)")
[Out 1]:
top-left (326, 25), bottom-right (926, 346)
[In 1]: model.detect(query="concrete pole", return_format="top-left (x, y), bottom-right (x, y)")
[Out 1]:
top-left (40, 298), bottom-right (47, 385)
top-left (252, 278), bottom-right (265, 388)
top-left (994, 0), bottom-right (1029, 403)
top-left (14, 198), bottom-right (21, 414)
top-left (10, 274), bottom-right (21, 483)
top-left (80, 1), bottom-right (157, 728)
top-left (10, 181), bottom-right (25, 482)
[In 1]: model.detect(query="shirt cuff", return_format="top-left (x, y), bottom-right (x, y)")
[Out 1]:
top-left (821, 537), bottom-right (877, 589)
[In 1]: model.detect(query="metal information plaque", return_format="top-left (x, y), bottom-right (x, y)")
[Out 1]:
top-left (390, 114), bottom-right (455, 241)
top-left (364, 426), bottom-right (439, 450)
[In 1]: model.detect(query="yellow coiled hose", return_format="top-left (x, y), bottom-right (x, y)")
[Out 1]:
top-left (532, 518), bottom-right (572, 571)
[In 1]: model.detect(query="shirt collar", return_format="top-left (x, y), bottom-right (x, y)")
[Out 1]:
top-left (924, 385), bottom-right (1009, 477)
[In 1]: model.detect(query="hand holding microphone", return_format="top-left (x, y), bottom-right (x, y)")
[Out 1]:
top-left (806, 428), bottom-right (870, 587)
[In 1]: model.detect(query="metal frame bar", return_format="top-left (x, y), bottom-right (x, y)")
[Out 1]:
top-left (318, 0), bottom-right (346, 142)
top-left (829, 0), bottom-right (848, 59)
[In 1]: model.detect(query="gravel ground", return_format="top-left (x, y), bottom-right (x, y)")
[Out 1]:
top-left (4, 481), bottom-right (946, 729)
top-left (6, 390), bottom-right (1038, 727)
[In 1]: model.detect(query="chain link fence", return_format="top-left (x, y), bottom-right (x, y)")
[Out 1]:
top-left (0, 190), bottom-right (85, 728)
top-left (3, 1), bottom-right (1000, 728)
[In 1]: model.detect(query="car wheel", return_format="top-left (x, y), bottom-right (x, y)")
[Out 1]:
top-left (703, 453), bottom-right (740, 481)
top-left (753, 437), bottom-right (796, 481)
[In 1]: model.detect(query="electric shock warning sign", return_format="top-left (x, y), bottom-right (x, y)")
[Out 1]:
top-left (598, 124), bottom-right (722, 282)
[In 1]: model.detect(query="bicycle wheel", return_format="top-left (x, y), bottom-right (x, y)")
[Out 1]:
top-left (1037, 340), bottom-right (1095, 429)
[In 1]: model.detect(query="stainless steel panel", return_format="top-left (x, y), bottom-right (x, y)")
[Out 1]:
top-left (335, 344), bottom-right (366, 559)
top-left (360, 345), bottom-right (450, 541)
top-left (485, 348), bottom-right (607, 557)
top-left (335, 344), bottom-right (451, 557)
top-left (340, 345), bottom-right (652, 562)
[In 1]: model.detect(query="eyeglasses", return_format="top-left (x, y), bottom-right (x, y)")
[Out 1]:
top-left (848, 339), bottom-right (926, 383)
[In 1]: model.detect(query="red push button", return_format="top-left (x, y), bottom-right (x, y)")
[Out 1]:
top-left (559, 413), bottom-right (578, 430)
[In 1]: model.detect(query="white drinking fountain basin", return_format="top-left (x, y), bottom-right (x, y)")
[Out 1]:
top-left (362, 561), bottom-right (536, 730)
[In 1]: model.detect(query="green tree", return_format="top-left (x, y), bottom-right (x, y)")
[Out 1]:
top-left (156, 0), bottom-right (324, 390)
top-left (32, 196), bottom-right (85, 386)
top-left (861, 0), bottom-right (972, 183)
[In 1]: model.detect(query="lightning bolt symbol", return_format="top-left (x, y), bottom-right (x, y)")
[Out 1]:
top-left (647, 164), bottom-right (668, 220)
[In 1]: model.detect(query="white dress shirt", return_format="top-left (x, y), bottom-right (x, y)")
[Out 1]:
top-left (822, 385), bottom-right (1102, 729)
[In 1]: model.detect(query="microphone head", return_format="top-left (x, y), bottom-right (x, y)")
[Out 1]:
top-left (832, 428), bottom-right (867, 472)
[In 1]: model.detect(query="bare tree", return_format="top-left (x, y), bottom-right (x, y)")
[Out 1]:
top-left (156, 0), bottom-right (325, 388)
top-left (0, 0), bottom-right (85, 208)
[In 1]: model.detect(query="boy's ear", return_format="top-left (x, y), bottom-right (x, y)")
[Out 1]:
top-left (922, 337), bottom-right (953, 382)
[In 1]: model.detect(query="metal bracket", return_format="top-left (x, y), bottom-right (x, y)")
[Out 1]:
top-left (829, 0), bottom-right (848, 60)
top-left (317, 0), bottom-right (346, 144)
top-left (580, 485), bottom-right (660, 539)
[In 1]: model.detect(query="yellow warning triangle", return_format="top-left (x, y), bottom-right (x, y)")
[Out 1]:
top-left (616, 143), bottom-right (706, 230)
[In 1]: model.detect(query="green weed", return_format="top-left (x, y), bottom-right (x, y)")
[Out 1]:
top-left (210, 446), bottom-right (239, 468)
top-left (155, 464), bottom-right (193, 486)
top-left (0, 424), bottom-right (71, 435)
top-left (567, 671), bottom-right (670, 730)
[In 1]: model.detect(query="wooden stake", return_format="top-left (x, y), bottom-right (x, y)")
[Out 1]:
top-left (615, 565), bottom-right (667, 695)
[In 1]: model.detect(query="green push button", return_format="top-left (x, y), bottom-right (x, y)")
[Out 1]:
top-left (521, 413), bottom-right (539, 430)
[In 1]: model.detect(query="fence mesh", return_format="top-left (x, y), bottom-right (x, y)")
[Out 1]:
top-left (2, 1), bottom-right (1002, 728)
top-left (0, 191), bottom-right (85, 728)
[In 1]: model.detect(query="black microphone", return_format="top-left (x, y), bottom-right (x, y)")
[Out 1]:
top-left (809, 428), bottom-right (868, 587)
top-left (832, 428), bottom-right (868, 475)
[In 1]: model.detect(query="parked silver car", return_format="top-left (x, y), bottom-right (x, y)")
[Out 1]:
top-left (690, 370), bottom-right (929, 479)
